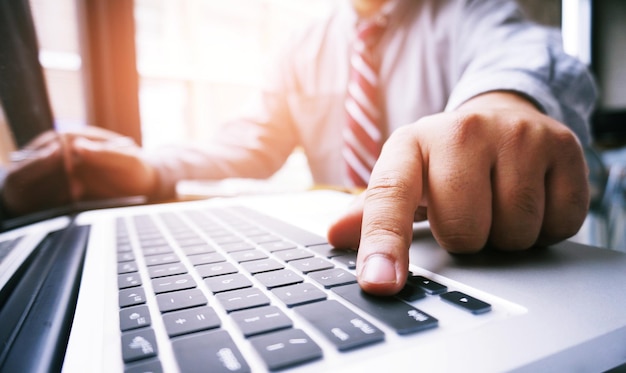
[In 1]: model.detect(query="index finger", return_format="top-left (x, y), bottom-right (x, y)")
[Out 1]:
top-left (357, 126), bottom-right (423, 295)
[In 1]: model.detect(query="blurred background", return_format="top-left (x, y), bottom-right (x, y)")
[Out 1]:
top-left (3, 0), bottom-right (625, 250)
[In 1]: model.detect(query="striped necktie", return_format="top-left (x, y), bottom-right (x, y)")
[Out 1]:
top-left (343, 19), bottom-right (386, 188)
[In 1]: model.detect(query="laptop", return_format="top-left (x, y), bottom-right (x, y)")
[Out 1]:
top-left (0, 189), bottom-right (625, 373)
top-left (1, 1), bottom-right (626, 372)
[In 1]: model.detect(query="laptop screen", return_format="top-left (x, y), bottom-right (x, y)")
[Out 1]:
top-left (0, 0), bottom-right (55, 149)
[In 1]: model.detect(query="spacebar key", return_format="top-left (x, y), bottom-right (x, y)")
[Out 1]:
top-left (332, 283), bottom-right (438, 335)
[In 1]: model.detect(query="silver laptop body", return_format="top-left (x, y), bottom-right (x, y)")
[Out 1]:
top-left (56, 190), bottom-right (626, 372)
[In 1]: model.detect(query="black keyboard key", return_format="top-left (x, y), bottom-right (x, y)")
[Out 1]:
top-left (171, 230), bottom-right (200, 240)
top-left (231, 206), bottom-right (327, 247)
top-left (147, 262), bottom-right (187, 279)
top-left (162, 306), bottom-right (221, 337)
top-left (200, 227), bottom-right (232, 238)
top-left (440, 291), bottom-right (492, 314)
top-left (248, 234), bottom-right (281, 244)
top-left (151, 274), bottom-right (196, 294)
top-left (249, 328), bottom-right (322, 371)
top-left (117, 243), bottom-right (132, 253)
top-left (271, 283), bottom-right (327, 307)
top-left (218, 241), bottom-right (255, 253)
top-left (120, 305), bottom-right (151, 331)
top-left (176, 237), bottom-right (207, 247)
top-left (172, 330), bottom-right (250, 373)
top-left (409, 275), bottom-right (448, 295)
top-left (289, 257), bottom-right (334, 274)
top-left (140, 237), bottom-right (168, 248)
top-left (118, 252), bottom-right (135, 263)
top-left (214, 236), bottom-right (246, 246)
top-left (135, 231), bottom-right (161, 241)
top-left (333, 253), bottom-right (357, 269)
top-left (144, 253), bottom-right (180, 266)
top-left (142, 246), bottom-right (173, 256)
top-left (308, 243), bottom-right (355, 258)
top-left (259, 241), bottom-right (297, 252)
top-left (181, 244), bottom-right (215, 256)
top-left (333, 283), bottom-right (438, 335)
top-left (124, 359), bottom-right (162, 373)
top-left (118, 261), bottom-right (138, 274)
top-left (240, 258), bottom-right (284, 274)
top-left (229, 249), bottom-right (268, 263)
top-left (187, 252), bottom-right (226, 266)
top-left (216, 287), bottom-right (270, 312)
top-left (296, 300), bottom-right (384, 351)
top-left (119, 287), bottom-right (147, 308)
top-left (396, 282), bottom-right (427, 302)
top-left (231, 305), bottom-right (293, 337)
top-left (273, 248), bottom-right (314, 262)
top-left (121, 328), bottom-right (158, 363)
top-left (236, 227), bottom-right (267, 237)
top-left (205, 273), bottom-right (253, 293)
top-left (308, 268), bottom-right (357, 288)
top-left (195, 262), bottom-right (238, 278)
top-left (119, 273), bottom-right (142, 289)
top-left (156, 288), bottom-right (207, 313)
top-left (255, 269), bottom-right (304, 289)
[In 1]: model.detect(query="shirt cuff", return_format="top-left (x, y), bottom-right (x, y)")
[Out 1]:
top-left (445, 70), bottom-right (591, 146)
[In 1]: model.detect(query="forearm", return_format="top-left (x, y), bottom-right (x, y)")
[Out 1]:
top-left (145, 126), bottom-right (297, 200)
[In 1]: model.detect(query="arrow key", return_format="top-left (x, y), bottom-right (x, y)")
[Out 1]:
top-left (440, 291), bottom-right (491, 315)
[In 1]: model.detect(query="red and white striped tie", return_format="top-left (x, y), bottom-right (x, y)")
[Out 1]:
top-left (343, 19), bottom-right (386, 188)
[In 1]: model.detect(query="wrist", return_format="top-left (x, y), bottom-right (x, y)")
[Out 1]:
top-left (143, 155), bottom-right (176, 202)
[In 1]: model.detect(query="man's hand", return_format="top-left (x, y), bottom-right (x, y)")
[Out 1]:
top-left (68, 127), bottom-right (157, 201)
top-left (327, 92), bottom-right (590, 295)
top-left (2, 126), bottom-right (157, 216)
top-left (2, 131), bottom-right (74, 215)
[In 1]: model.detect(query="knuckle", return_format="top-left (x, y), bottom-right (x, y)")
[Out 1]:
top-left (540, 224), bottom-right (580, 246)
top-left (499, 118), bottom-right (533, 151)
top-left (367, 172), bottom-right (412, 201)
top-left (389, 124), bottom-right (414, 139)
top-left (446, 112), bottom-right (482, 147)
top-left (551, 125), bottom-right (579, 147)
top-left (545, 192), bottom-right (589, 241)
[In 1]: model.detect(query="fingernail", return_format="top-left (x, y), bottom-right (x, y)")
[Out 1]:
top-left (361, 255), bottom-right (397, 285)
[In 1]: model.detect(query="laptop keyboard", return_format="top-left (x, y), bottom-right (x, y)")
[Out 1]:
top-left (115, 206), bottom-right (492, 372)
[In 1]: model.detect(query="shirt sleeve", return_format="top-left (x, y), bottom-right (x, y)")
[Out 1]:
top-left (444, 0), bottom-right (597, 146)
top-left (145, 40), bottom-right (302, 201)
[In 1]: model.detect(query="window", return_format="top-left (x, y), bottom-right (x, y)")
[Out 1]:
top-left (133, 0), bottom-right (334, 150)
top-left (29, 0), bottom-right (85, 132)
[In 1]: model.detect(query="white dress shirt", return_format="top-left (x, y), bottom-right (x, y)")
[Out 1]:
top-left (149, 0), bottom-right (597, 199)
